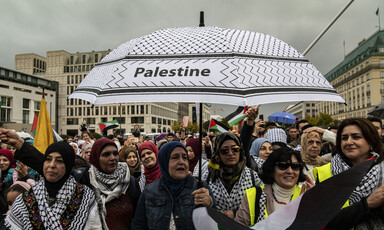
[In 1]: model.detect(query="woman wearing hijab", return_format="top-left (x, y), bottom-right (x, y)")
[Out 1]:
top-left (205, 132), bottom-right (263, 219)
top-left (120, 147), bottom-right (142, 179)
top-left (137, 142), bottom-right (162, 191)
top-left (0, 149), bottom-right (16, 220)
top-left (249, 138), bottom-right (272, 173)
top-left (5, 141), bottom-right (100, 229)
top-left (186, 138), bottom-right (208, 178)
top-left (132, 141), bottom-right (213, 230)
top-left (69, 142), bottom-right (80, 156)
top-left (89, 138), bottom-right (140, 230)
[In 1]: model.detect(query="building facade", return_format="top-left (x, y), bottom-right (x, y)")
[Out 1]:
top-left (284, 101), bottom-right (317, 120)
top-left (316, 30), bottom-right (384, 120)
top-left (0, 66), bottom-right (58, 132)
top-left (15, 50), bottom-right (210, 136)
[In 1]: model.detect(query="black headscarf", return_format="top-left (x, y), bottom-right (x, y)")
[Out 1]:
top-left (44, 142), bottom-right (75, 198)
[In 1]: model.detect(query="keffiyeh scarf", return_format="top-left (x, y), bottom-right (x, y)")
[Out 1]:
top-left (89, 162), bottom-right (130, 210)
top-left (5, 176), bottom-right (97, 230)
top-left (331, 154), bottom-right (384, 229)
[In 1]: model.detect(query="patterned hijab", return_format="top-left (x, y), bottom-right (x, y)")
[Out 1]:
top-left (208, 132), bottom-right (246, 193)
top-left (186, 138), bottom-right (200, 173)
top-left (138, 142), bottom-right (162, 184)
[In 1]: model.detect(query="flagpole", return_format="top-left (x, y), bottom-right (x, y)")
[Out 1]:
top-left (198, 11), bottom-right (205, 188)
top-left (379, 6), bottom-right (381, 30)
top-left (303, 0), bottom-right (355, 56)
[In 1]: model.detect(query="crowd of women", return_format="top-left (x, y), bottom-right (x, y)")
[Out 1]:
top-left (0, 107), bottom-right (383, 229)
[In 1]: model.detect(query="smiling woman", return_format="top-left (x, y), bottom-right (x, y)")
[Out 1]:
top-left (235, 147), bottom-right (307, 227)
top-left (4, 141), bottom-right (100, 229)
top-left (137, 142), bottom-right (162, 192)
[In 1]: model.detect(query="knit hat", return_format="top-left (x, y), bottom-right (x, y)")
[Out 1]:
top-left (264, 128), bottom-right (287, 145)
top-left (90, 138), bottom-right (117, 171)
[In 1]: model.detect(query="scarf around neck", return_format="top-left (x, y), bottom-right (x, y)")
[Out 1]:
top-left (186, 138), bottom-right (200, 173)
top-left (139, 142), bottom-right (162, 185)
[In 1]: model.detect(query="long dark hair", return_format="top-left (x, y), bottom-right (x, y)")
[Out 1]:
top-left (260, 147), bottom-right (306, 185)
top-left (336, 118), bottom-right (384, 166)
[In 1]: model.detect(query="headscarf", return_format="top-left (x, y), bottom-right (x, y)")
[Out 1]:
top-left (69, 142), bottom-right (80, 155)
top-left (0, 149), bottom-right (16, 169)
top-left (44, 142), bottom-right (75, 198)
top-left (250, 138), bottom-right (269, 157)
top-left (186, 138), bottom-right (200, 173)
top-left (123, 147), bottom-right (141, 175)
top-left (83, 143), bottom-right (92, 153)
top-left (300, 131), bottom-right (327, 167)
top-left (0, 149), bottom-right (16, 184)
top-left (158, 141), bottom-right (190, 197)
top-left (208, 132), bottom-right (246, 193)
top-left (90, 138), bottom-right (117, 172)
top-left (138, 142), bottom-right (162, 184)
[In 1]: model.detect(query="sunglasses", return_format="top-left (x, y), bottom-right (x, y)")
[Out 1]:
top-left (275, 162), bottom-right (302, 171)
top-left (220, 146), bottom-right (240, 155)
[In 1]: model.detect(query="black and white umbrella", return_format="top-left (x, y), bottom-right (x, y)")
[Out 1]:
top-left (69, 26), bottom-right (344, 105)
top-left (368, 101), bottom-right (384, 118)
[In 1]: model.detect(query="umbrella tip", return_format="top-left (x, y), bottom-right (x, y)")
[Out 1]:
top-left (199, 11), bottom-right (205, 27)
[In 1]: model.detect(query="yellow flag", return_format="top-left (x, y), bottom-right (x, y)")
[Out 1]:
top-left (34, 97), bottom-right (54, 153)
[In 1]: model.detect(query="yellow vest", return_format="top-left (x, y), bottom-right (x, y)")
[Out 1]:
top-left (245, 184), bottom-right (301, 226)
top-left (313, 163), bottom-right (349, 209)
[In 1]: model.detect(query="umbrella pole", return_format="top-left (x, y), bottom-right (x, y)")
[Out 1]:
top-left (198, 102), bottom-right (203, 188)
top-left (198, 11), bottom-right (204, 188)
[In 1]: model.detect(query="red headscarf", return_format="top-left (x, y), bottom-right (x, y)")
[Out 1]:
top-left (0, 149), bottom-right (16, 169)
top-left (90, 138), bottom-right (117, 172)
top-left (138, 142), bottom-right (161, 184)
top-left (186, 138), bottom-right (200, 173)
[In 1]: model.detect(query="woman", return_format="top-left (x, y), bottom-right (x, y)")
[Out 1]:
top-left (120, 147), bottom-right (142, 179)
top-left (249, 138), bottom-right (272, 172)
top-left (205, 132), bottom-right (263, 219)
top-left (0, 149), bottom-right (15, 220)
top-left (313, 118), bottom-right (384, 229)
top-left (83, 144), bottom-right (92, 163)
top-left (186, 138), bottom-right (208, 178)
top-left (82, 131), bottom-right (94, 144)
top-left (131, 141), bottom-right (213, 229)
top-left (5, 141), bottom-right (100, 229)
top-left (235, 147), bottom-right (307, 226)
top-left (300, 131), bottom-right (330, 181)
top-left (70, 142), bottom-right (80, 155)
top-left (137, 142), bottom-right (162, 191)
top-left (89, 138), bottom-right (140, 230)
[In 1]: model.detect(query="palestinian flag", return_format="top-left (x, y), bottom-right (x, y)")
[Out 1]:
top-left (209, 119), bottom-right (229, 133)
top-left (226, 106), bottom-right (247, 127)
top-left (31, 112), bottom-right (38, 136)
top-left (193, 158), bottom-right (376, 230)
top-left (99, 120), bottom-right (119, 132)
top-left (52, 128), bottom-right (63, 142)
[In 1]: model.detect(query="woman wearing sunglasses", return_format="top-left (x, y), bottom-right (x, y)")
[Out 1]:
top-left (205, 131), bottom-right (263, 219)
top-left (314, 118), bottom-right (384, 229)
top-left (235, 147), bottom-right (307, 227)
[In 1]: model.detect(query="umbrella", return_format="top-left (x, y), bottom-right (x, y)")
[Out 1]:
top-left (268, 111), bottom-right (296, 124)
top-left (69, 27), bottom-right (344, 106)
top-left (69, 15), bottom-right (345, 184)
top-left (155, 132), bottom-right (177, 142)
top-left (368, 101), bottom-right (384, 118)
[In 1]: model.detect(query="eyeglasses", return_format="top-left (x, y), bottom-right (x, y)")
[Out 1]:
top-left (220, 146), bottom-right (240, 155)
top-left (275, 162), bottom-right (302, 171)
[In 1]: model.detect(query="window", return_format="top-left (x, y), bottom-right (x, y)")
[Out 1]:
top-left (95, 54), bottom-right (99, 63)
top-left (34, 101), bottom-right (40, 111)
top-left (366, 73), bottom-right (370, 80)
top-left (131, 116), bottom-right (144, 124)
top-left (70, 56), bottom-right (74, 64)
top-left (85, 118), bottom-right (95, 125)
top-left (67, 118), bottom-right (79, 125)
top-left (82, 55), bottom-right (86, 64)
top-left (152, 117), bottom-right (157, 124)
top-left (23, 99), bottom-right (30, 109)
top-left (131, 105), bottom-right (135, 114)
top-left (140, 105), bottom-right (144, 114)
top-left (113, 117), bottom-right (125, 124)
top-left (380, 59), bottom-right (384, 67)
top-left (0, 96), bottom-right (11, 122)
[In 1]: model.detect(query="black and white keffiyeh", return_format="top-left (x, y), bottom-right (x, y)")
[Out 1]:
top-left (5, 176), bottom-right (97, 230)
top-left (89, 162), bottom-right (130, 207)
top-left (331, 154), bottom-right (384, 229)
top-left (138, 173), bottom-right (146, 192)
top-left (208, 167), bottom-right (262, 211)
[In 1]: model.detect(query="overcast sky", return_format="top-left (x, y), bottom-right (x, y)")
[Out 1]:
top-left (0, 0), bottom-right (381, 117)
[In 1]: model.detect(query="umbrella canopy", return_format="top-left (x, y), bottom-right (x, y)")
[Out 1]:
top-left (268, 111), bottom-right (296, 124)
top-left (69, 26), bottom-right (344, 106)
top-left (368, 101), bottom-right (384, 118)
top-left (155, 132), bottom-right (177, 142)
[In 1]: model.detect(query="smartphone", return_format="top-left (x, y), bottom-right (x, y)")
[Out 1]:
top-left (259, 114), bottom-right (264, 121)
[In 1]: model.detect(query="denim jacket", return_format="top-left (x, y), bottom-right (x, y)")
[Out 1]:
top-left (131, 175), bottom-right (213, 230)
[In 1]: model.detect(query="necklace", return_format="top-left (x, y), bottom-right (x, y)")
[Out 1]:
top-left (271, 188), bottom-right (287, 205)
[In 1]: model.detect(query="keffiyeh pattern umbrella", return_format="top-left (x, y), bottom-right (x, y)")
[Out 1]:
top-left (69, 26), bottom-right (344, 105)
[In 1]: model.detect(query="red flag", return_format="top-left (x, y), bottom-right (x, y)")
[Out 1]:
top-left (31, 112), bottom-right (38, 136)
